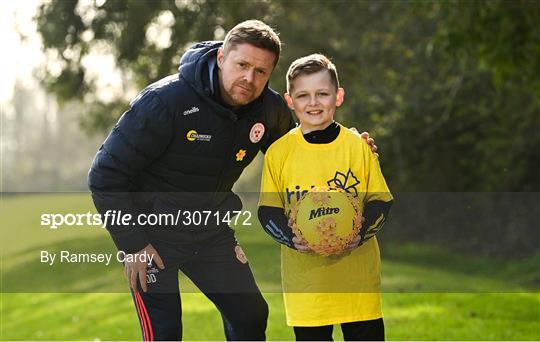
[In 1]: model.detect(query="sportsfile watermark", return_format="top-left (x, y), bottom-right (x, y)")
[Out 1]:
top-left (40, 209), bottom-right (253, 229)
top-left (1, 192), bottom-right (538, 293)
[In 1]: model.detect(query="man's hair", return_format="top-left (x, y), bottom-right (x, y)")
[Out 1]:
top-left (222, 20), bottom-right (281, 66)
top-left (286, 54), bottom-right (340, 93)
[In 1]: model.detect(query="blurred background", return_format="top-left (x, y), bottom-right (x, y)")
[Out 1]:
top-left (3, 0), bottom-right (539, 193)
top-left (2, 0), bottom-right (539, 253)
top-left (1, 0), bottom-right (539, 340)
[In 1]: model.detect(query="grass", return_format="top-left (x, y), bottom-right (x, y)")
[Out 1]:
top-left (1, 193), bottom-right (539, 340)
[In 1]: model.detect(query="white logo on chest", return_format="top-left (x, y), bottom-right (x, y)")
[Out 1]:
top-left (183, 107), bottom-right (200, 115)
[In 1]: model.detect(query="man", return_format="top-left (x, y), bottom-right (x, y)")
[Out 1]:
top-left (88, 20), bottom-right (377, 341)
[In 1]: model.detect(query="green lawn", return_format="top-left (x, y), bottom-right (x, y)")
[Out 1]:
top-left (1, 194), bottom-right (539, 340)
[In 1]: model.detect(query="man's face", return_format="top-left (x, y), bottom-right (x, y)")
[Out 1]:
top-left (285, 70), bottom-right (344, 133)
top-left (217, 43), bottom-right (276, 107)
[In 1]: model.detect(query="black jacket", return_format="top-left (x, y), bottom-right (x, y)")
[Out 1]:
top-left (88, 41), bottom-right (295, 253)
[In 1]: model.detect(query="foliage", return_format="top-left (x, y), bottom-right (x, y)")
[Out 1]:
top-left (34, 0), bottom-right (540, 191)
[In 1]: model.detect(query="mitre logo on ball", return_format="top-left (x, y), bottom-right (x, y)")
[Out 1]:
top-left (289, 184), bottom-right (363, 256)
top-left (309, 206), bottom-right (340, 220)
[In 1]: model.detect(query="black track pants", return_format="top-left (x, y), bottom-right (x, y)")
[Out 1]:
top-left (130, 228), bottom-right (268, 341)
top-left (293, 318), bottom-right (384, 341)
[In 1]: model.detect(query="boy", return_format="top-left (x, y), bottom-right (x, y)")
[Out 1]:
top-left (258, 54), bottom-right (393, 341)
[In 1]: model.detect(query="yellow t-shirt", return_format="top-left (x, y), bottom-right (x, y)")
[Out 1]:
top-left (259, 124), bottom-right (393, 326)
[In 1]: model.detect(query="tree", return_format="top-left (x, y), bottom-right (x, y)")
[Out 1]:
top-left (35, 0), bottom-right (540, 191)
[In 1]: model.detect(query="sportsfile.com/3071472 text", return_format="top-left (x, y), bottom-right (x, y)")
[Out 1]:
top-left (40, 210), bottom-right (253, 229)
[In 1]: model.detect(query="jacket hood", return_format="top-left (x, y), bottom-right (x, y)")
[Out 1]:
top-left (178, 41), bottom-right (222, 94)
top-left (177, 40), bottom-right (270, 120)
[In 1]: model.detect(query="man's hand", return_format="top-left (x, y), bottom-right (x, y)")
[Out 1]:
top-left (349, 128), bottom-right (379, 157)
top-left (360, 132), bottom-right (378, 157)
top-left (124, 244), bottom-right (165, 293)
top-left (292, 236), bottom-right (313, 253)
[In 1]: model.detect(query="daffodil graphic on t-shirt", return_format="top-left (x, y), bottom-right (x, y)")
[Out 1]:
top-left (327, 169), bottom-right (360, 196)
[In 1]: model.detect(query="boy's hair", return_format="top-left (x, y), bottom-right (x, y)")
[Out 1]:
top-left (223, 20), bottom-right (281, 67)
top-left (286, 54), bottom-right (340, 93)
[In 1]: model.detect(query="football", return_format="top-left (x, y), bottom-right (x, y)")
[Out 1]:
top-left (289, 186), bottom-right (363, 256)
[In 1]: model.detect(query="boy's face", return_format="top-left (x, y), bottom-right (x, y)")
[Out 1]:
top-left (285, 70), bottom-right (344, 133)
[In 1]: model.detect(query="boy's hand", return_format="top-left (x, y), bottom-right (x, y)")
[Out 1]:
top-left (288, 217), bottom-right (313, 252)
top-left (342, 235), bottom-right (362, 255)
top-left (341, 216), bottom-right (365, 255)
top-left (350, 128), bottom-right (379, 157)
top-left (292, 236), bottom-right (313, 253)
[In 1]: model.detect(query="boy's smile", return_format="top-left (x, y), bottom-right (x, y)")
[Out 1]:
top-left (285, 70), bottom-right (344, 134)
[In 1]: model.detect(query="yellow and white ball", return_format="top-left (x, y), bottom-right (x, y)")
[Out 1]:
top-left (290, 186), bottom-right (363, 256)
